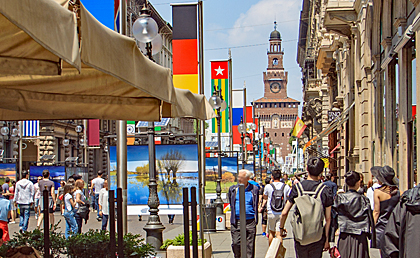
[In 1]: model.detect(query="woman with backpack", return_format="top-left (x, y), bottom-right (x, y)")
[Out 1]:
top-left (333, 171), bottom-right (375, 258)
top-left (63, 184), bottom-right (78, 238)
top-left (370, 166), bottom-right (400, 253)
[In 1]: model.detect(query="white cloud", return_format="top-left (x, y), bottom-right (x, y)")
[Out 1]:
top-left (227, 0), bottom-right (301, 45)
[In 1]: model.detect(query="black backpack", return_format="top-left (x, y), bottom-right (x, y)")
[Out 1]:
top-left (270, 183), bottom-right (286, 212)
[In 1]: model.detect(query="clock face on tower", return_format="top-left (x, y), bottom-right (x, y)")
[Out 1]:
top-left (270, 82), bottom-right (281, 93)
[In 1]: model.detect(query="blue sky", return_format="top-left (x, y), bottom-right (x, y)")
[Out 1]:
top-left (82, 0), bottom-right (304, 110)
top-left (110, 144), bottom-right (198, 163)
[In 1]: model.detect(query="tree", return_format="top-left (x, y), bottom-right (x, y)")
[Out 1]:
top-left (135, 164), bottom-right (149, 175)
top-left (157, 149), bottom-right (186, 184)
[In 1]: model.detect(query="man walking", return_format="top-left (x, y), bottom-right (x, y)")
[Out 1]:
top-left (13, 171), bottom-right (34, 232)
top-left (37, 170), bottom-right (56, 229)
top-left (279, 157), bottom-right (333, 258)
top-left (228, 169), bottom-right (259, 258)
top-left (259, 169), bottom-right (290, 245)
top-left (323, 173), bottom-right (338, 198)
top-left (90, 170), bottom-right (104, 221)
top-left (1, 177), bottom-right (10, 200)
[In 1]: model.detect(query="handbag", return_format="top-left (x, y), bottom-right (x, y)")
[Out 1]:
top-left (329, 246), bottom-right (341, 258)
top-left (265, 238), bottom-right (286, 258)
top-left (58, 194), bottom-right (64, 201)
top-left (76, 203), bottom-right (90, 220)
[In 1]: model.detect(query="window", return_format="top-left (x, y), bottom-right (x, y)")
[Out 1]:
top-left (282, 133), bottom-right (284, 137)
top-left (274, 104), bottom-right (277, 108)
top-left (293, 104), bottom-right (296, 108)
top-left (275, 133), bottom-right (277, 137)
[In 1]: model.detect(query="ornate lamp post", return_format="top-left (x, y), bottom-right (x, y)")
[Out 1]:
top-left (249, 123), bottom-right (257, 181)
top-left (209, 87), bottom-right (227, 215)
top-left (264, 133), bottom-right (270, 172)
top-left (133, 3), bottom-right (165, 251)
top-left (238, 117), bottom-right (246, 169)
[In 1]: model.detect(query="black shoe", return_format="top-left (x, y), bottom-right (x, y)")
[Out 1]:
top-left (138, 216), bottom-right (142, 221)
top-left (97, 217), bottom-right (102, 221)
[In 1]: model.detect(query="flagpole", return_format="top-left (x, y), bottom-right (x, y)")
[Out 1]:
top-left (198, 1), bottom-right (206, 256)
top-left (243, 81), bottom-right (247, 164)
top-left (228, 50), bottom-right (233, 156)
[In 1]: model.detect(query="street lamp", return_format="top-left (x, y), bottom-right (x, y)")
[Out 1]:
top-left (208, 87), bottom-right (227, 215)
top-left (133, 3), bottom-right (165, 250)
top-left (237, 117), bottom-right (246, 169)
top-left (248, 123), bottom-right (258, 181)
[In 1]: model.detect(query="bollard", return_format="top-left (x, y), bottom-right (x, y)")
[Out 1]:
top-left (239, 184), bottom-right (246, 257)
top-left (117, 188), bottom-right (124, 258)
top-left (43, 189), bottom-right (50, 258)
top-left (109, 190), bottom-right (116, 258)
top-left (190, 187), bottom-right (198, 258)
top-left (183, 187), bottom-right (190, 258)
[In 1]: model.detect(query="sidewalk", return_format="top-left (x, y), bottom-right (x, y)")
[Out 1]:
top-left (7, 212), bottom-right (381, 258)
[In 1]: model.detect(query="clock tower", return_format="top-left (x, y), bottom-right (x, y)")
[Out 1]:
top-left (263, 22), bottom-right (288, 99)
top-left (252, 22), bottom-right (300, 157)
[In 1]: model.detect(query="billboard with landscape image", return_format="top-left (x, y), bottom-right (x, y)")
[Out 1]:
top-left (0, 163), bottom-right (16, 182)
top-left (109, 144), bottom-right (198, 205)
top-left (205, 157), bottom-right (238, 193)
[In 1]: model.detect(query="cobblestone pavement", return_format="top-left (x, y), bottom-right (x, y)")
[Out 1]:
top-left (7, 211), bottom-right (381, 258)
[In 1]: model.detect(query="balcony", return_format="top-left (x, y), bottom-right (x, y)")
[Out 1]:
top-left (324, 0), bottom-right (357, 37)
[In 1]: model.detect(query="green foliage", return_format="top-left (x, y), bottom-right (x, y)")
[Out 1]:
top-left (0, 224), bottom-right (154, 258)
top-left (65, 230), bottom-right (110, 258)
top-left (0, 222), bottom-right (66, 258)
top-left (123, 233), bottom-right (155, 257)
top-left (160, 231), bottom-right (207, 250)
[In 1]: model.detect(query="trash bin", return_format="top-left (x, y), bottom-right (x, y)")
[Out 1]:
top-left (202, 205), bottom-right (216, 232)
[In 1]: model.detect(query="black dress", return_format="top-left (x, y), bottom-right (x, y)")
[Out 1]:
top-left (375, 193), bottom-right (400, 249)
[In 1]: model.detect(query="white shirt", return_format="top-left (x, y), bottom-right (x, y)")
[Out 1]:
top-left (92, 177), bottom-right (105, 194)
top-left (73, 189), bottom-right (85, 209)
top-left (264, 181), bottom-right (290, 215)
top-left (34, 183), bottom-right (40, 199)
top-left (64, 193), bottom-right (73, 211)
top-left (98, 188), bottom-right (109, 215)
top-left (366, 183), bottom-right (381, 210)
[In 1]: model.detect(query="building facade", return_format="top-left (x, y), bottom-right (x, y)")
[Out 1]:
top-left (253, 26), bottom-right (300, 158)
top-left (298, 0), bottom-right (420, 190)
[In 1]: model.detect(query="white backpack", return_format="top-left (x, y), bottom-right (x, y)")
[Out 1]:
top-left (290, 182), bottom-right (326, 246)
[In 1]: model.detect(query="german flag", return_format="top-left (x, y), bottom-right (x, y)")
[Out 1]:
top-left (211, 61), bottom-right (229, 133)
top-left (172, 4), bottom-right (198, 93)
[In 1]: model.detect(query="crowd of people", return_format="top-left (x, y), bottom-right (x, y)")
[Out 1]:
top-left (0, 169), bottom-right (111, 243)
top-left (229, 157), bottom-right (420, 258)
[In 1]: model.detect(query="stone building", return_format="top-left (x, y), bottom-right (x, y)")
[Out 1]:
top-left (297, 0), bottom-right (420, 190)
top-left (253, 25), bottom-right (300, 158)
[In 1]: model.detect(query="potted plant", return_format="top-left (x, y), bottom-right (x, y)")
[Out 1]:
top-left (161, 232), bottom-right (211, 258)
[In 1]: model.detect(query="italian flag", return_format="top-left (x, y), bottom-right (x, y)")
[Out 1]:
top-left (291, 117), bottom-right (306, 138)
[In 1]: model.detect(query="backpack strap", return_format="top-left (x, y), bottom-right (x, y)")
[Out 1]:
top-left (279, 183), bottom-right (286, 195)
top-left (296, 182), bottom-right (304, 197)
top-left (314, 182), bottom-right (326, 199)
top-left (270, 183), bottom-right (277, 191)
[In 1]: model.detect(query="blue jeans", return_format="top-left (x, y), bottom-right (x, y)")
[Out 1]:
top-left (101, 214), bottom-right (108, 230)
top-left (18, 204), bottom-right (30, 231)
top-left (94, 194), bottom-right (100, 218)
top-left (63, 209), bottom-right (78, 239)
